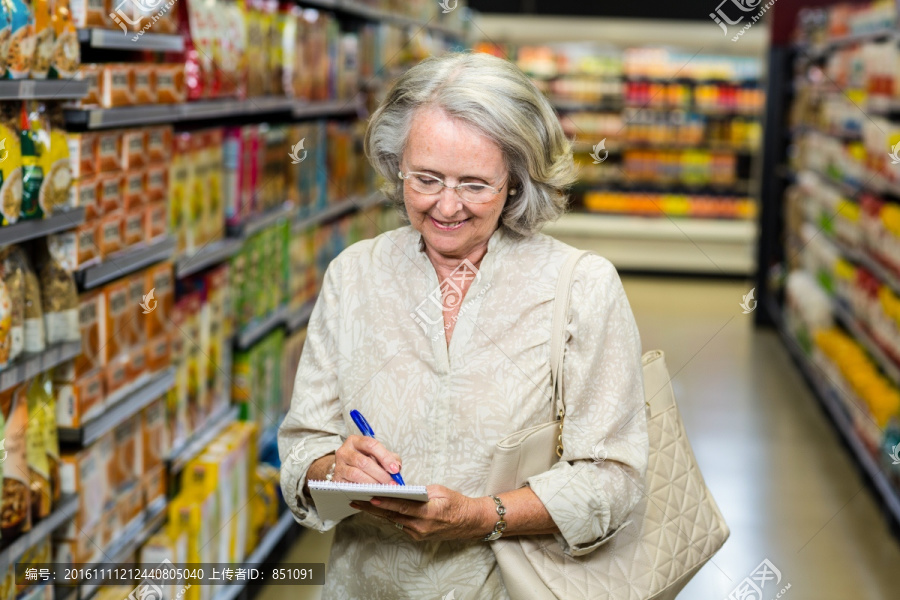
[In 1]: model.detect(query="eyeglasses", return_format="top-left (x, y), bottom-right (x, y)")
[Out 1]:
top-left (398, 170), bottom-right (506, 204)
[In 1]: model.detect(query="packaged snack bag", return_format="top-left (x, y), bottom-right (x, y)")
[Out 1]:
top-left (30, 0), bottom-right (53, 79)
top-left (0, 274), bottom-right (11, 369)
top-left (26, 377), bottom-right (51, 523)
top-left (48, 0), bottom-right (80, 79)
top-left (0, 383), bottom-right (31, 538)
top-left (0, 103), bottom-right (23, 226)
top-left (0, 247), bottom-right (24, 363)
top-left (3, 0), bottom-right (36, 80)
top-left (38, 105), bottom-right (73, 214)
top-left (20, 248), bottom-right (44, 353)
top-left (19, 102), bottom-right (45, 221)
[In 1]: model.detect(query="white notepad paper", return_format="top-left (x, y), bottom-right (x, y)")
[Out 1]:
top-left (308, 480), bottom-right (429, 522)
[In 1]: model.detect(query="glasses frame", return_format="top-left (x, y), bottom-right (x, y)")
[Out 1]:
top-left (398, 170), bottom-right (507, 204)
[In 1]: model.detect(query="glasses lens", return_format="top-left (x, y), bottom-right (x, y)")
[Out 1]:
top-left (407, 173), bottom-right (443, 195)
top-left (458, 183), bottom-right (495, 203)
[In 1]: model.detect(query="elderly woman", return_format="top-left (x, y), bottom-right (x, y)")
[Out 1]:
top-left (278, 51), bottom-right (648, 599)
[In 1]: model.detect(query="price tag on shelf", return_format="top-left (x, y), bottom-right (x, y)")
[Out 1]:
top-left (19, 80), bottom-right (36, 98)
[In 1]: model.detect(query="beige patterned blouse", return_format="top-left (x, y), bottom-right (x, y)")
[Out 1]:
top-left (278, 224), bottom-right (649, 600)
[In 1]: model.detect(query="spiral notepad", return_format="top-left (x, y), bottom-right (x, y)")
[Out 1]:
top-left (308, 480), bottom-right (429, 522)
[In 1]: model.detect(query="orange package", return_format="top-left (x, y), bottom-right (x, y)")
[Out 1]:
top-left (144, 262), bottom-right (174, 339)
top-left (122, 209), bottom-right (145, 247)
top-left (145, 202), bottom-right (167, 240)
top-left (100, 64), bottom-right (135, 108)
top-left (154, 64), bottom-right (186, 104)
top-left (98, 280), bottom-right (129, 364)
top-left (123, 170), bottom-right (145, 211)
top-left (95, 130), bottom-right (122, 172)
top-left (71, 177), bottom-right (100, 220)
top-left (97, 211), bottom-right (123, 257)
top-left (97, 174), bottom-right (123, 214)
top-left (122, 130), bottom-right (146, 171)
top-left (145, 126), bottom-right (172, 164)
top-left (74, 291), bottom-right (102, 377)
top-left (145, 166), bottom-right (167, 203)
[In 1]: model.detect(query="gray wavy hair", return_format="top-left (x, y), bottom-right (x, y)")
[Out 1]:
top-left (364, 52), bottom-right (577, 237)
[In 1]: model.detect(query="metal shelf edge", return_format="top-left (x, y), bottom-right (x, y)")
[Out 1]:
top-left (0, 208), bottom-right (85, 246)
top-left (76, 237), bottom-right (175, 290)
top-left (167, 405), bottom-right (239, 472)
top-left (0, 494), bottom-right (79, 569)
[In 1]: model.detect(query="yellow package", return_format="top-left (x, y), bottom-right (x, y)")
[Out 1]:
top-left (49, 0), bottom-right (80, 79)
top-left (182, 450), bottom-right (233, 564)
top-left (26, 378), bottom-right (51, 523)
top-left (0, 105), bottom-right (23, 226)
top-left (37, 105), bottom-right (73, 214)
top-left (31, 0), bottom-right (54, 79)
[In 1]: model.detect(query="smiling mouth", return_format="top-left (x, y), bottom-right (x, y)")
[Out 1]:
top-left (430, 216), bottom-right (468, 231)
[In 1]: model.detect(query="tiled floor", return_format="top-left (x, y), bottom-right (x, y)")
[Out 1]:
top-left (263, 276), bottom-right (900, 600)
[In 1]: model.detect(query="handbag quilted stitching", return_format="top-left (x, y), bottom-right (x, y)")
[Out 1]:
top-left (507, 358), bottom-right (730, 600)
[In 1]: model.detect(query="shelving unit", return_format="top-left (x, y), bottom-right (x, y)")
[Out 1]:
top-left (0, 342), bottom-right (82, 393)
top-left (58, 368), bottom-right (176, 446)
top-left (77, 29), bottom-right (185, 52)
top-left (166, 405), bottom-right (239, 473)
top-left (0, 208), bottom-right (85, 246)
top-left (0, 81), bottom-right (90, 100)
top-left (0, 495), bottom-right (79, 570)
top-left (759, 4), bottom-right (900, 532)
top-left (75, 237), bottom-right (176, 290)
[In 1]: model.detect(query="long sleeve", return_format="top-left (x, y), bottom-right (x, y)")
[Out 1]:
top-left (526, 254), bottom-right (649, 557)
top-left (278, 258), bottom-right (348, 532)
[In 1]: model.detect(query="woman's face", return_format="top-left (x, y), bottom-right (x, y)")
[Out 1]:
top-left (401, 106), bottom-right (508, 260)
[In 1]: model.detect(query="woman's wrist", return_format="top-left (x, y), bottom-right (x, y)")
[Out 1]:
top-left (302, 453), bottom-right (336, 498)
top-left (474, 495), bottom-right (501, 539)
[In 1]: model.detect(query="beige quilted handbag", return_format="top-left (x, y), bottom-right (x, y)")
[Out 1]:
top-left (485, 250), bottom-right (729, 600)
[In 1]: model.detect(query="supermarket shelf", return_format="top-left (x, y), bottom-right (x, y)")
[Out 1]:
top-left (285, 300), bottom-right (316, 333)
top-left (774, 312), bottom-right (900, 528)
top-left (294, 192), bottom-right (384, 232)
top-left (0, 80), bottom-right (89, 100)
top-left (77, 28), bottom-right (185, 52)
top-left (212, 511), bottom-right (297, 600)
top-left (167, 405), bottom-right (239, 472)
top-left (798, 28), bottom-right (898, 59)
top-left (78, 497), bottom-right (169, 600)
top-left (832, 300), bottom-right (900, 388)
top-left (622, 103), bottom-right (761, 117)
top-left (59, 367), bottom-right (176, 446)
top-left (300, 0), bottom-right (467, 37)
top-left (581, 180), bottom-right (754, 197)
top-left (234, 305), bottom-right (289, 350)
top-left (175, 238), bottom-right (245, 278)
top-left (76, 236), bottom-right (176, 290)
top-left (0, 207), bottom-right (85, 246)
top-left (552, 99), bottom-right (623, 112)
top-left (66, 96), bottom-right (360, 130)
top-left (0, 341), bottom-right (82, 394)
top-left (293, 97), bottom-right (361, 118)
top-left (543, 213), bottom-right (756, 274)
top-left (228, 203), bottom-right (295, 238)
top-left (0, 494), bottom-right (78, 570)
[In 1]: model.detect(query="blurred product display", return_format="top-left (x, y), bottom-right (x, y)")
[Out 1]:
top-left (0, 0), bottom-right (458, 597)
top-left (762, 0), bottom-right (900, 537)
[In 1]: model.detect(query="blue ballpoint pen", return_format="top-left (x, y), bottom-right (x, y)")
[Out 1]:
top-left (349, 409), bottom-right (405, 485)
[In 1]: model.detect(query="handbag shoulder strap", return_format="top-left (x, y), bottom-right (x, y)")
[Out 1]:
top-left (550, 249), bottom-right (594, 420)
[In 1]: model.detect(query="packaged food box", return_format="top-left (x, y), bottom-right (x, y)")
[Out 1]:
top-left (53, 366), bottom-right (104, 427)
top-left (66, 133), bottom-right (96, 179)
top-left (121, 130), bottom-right (146, 171)
top-left (104, 352), bottom-right (129, 398)
top-left (59, 442), bottom-right (106, 533)
top-left (100, 64), bottom-right (135, 108)
top-left (74, 290), bottom-right (101, 377)
top-left (98, 280), bottom-right (129, 363)
top-left (0, 383), bottom-right (31, 538)
top-left (155, 64), bottom-right (186, 104)
top-left (144, 262), bottom-right (173, 339)
top-left (97, 211), bottom-right (123, 257)
top-left (74, 64), bottom-right (103, 105)
top-left (123, 208), bottom-right (145, 246)
top-left (97, 173), bottom-right (123, 214)
top-left (145, 126), bottom-right (172, 164)
top-left (95, 130), bottom-right (123, 173)
top-left (145, 201), bottom-right (168, 240)
top-left (126, 342), bottom-right (147, 383)
top-left (146, 334), bottom-right (170, 372)
top-left (145, 165), bottom-right (167, 203)
top-left (69, 176), bottom-right (100, 220)
top-left (47, 223), bottom-right (100, 272)
top-left (133, 65), bottom-right (156, 104)
top-left (142, 464), bottom-right (166, 508)
top-left (142, 397), bottom-right (167, 472)
top-left (116, 482), bottom-right (144, 526)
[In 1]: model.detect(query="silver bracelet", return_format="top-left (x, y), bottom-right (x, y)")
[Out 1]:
top-left (483, 495), bottom-right (507, 541)
top-left (325, 460), bottom-right (336, 481)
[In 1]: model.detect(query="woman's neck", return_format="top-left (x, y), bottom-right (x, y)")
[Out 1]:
top-left (425, 241), bottom-right (490, 283)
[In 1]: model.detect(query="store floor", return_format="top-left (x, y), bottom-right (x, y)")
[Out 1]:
top-left (262, 276), bottom-right (900, 600)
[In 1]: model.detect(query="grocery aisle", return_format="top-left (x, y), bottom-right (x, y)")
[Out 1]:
top-left (267, 275), bottom-right (900, 600)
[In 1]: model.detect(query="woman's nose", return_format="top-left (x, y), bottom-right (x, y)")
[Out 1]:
top-left (434, 186), bottom-right (465, 216)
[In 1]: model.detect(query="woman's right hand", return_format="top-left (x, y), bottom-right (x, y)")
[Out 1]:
top-left (332, 435), bottom-right (404, 485)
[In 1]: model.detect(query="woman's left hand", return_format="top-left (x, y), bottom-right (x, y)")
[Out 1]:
top-left (350, 485), bottom-right (488, 541)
